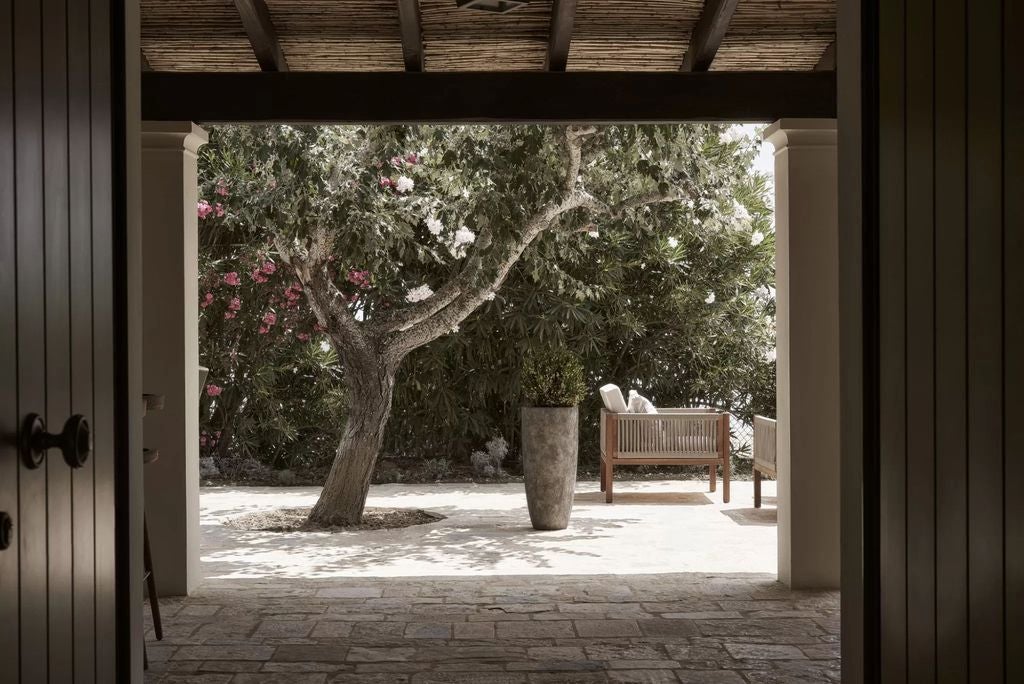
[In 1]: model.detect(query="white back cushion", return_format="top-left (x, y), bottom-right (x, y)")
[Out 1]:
top-left (627, 390), bottom-right (658, 414)
top-left (599, 384), bottom-right (628, 413)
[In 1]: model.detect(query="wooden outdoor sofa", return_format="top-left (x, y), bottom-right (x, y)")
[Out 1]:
top-left (599, 389), bottom-right (730, 504)
top-left (752, 415), bottom-right (777, 508)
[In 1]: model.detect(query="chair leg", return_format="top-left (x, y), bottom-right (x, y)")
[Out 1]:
top-left (605, 461), bottom-right (614, 503)
top-left (144, 517), bottom-right (163, 641)
top-left (709, 462), bottom-right (716, 492)
top-left (722, 455), bottom-right (730, 504)
top-left (754, 469), bottom-right (762, 508)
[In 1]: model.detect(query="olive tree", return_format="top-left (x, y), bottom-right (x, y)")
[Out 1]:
top-left (201, 124), bottom-right (749, 524)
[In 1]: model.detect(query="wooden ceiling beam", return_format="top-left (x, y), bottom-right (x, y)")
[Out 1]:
top-left (396, 0), bottom-right (425, 72)
top-left (545, 0), bottom-right (577, 71)
top-left (142, 71), bottom-right (836, 123)
top-left (233, 0), bottom-right (289, 72)
top-left (680, 0), bottom-right (740, 72)
top-left (815, 40), bottom-right (837, 71)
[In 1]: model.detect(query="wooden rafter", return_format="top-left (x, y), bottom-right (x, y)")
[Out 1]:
top-left (680, 0), bottom-right (740, 72)
top-left (815, 40), bottom-right (837, 71)
top-left (233, 0), bottom-right (289, 72)
top-left (142, 71), bottom-right (836, 123)
top-left (545, 0), bottom-right (577, 71)
top-left (396, 0), bottom-right (425, 72)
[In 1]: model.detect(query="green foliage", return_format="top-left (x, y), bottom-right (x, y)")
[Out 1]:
top-left (520, 348), bottom-right (587, 407)
top-left (197, 123), bottom-right (776, 473)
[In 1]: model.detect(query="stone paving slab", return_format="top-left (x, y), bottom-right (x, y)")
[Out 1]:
top-left (144, 573), bottom-right (839, 683)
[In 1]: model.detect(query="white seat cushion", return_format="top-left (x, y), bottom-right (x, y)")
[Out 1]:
top-left (599, 384), bottom-right (628, 413)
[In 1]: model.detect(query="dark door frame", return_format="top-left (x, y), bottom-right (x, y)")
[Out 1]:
top-left (113, 3), bottom-right (880, 683)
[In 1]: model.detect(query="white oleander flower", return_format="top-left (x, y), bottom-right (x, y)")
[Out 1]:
top-left (766, 348), bottom-right (777, 362)
top-left (587, 230), bottom-right (599, 238)
top-left (395, 175), bottom-right (414, 193)
top-left (733, 200), bottom-right (751, 222)
top-left (667, 237), bottom-right (679, 248)
top-left (705, 292), bottom-right (716, 304)
top-left (485, 292), bottom-right (496, 301)
top-left (426, 216), bottom-right (444, 236)
top-left (751, 230), bottom-right (765, 246)
top-left (405, 284), bottom-right (434, 303)
top-left (453, 226), bottom-right (476, 246)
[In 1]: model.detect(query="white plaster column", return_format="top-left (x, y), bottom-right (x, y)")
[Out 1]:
top-left (141, 122), bottom-right (208, 596)
top-left (764, 119), bottom-right (840, 589)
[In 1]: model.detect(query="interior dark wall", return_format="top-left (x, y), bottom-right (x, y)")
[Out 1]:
top-left (843, 0), bottom-right (1022, 680)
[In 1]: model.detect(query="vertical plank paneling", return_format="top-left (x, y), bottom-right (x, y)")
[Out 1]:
top-left (965, 0), bottom-right (1005, 679)
top-left (932, 0), bottom-right (969, 680)
top-left (13, 0), bottom-right (49, 679)
top-left (1003, 0), bottom-right (1023, 678)
top-left (91, 0), bottom-right (118, 678)
top-left (42, 0), bottom-right (74, 678)
top-left (0, 0), bottom-right (19, 674)
top-left (877, 0), bottom-right (908, 676)
top-left (69, 0), bottom-right (98, 678)
top-left (903, 0), bottom-right (936, 678)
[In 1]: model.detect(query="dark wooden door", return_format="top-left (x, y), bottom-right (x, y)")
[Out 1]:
top-left (1, 0), bottom-right (119, 680)
top-left (841, 0), bottom-right (1023, 680)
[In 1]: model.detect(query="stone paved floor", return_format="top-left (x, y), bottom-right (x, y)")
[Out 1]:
top-left (144, 481), bottom-right (837, 682)
top-left (143, 573), bottom-right (840, 683)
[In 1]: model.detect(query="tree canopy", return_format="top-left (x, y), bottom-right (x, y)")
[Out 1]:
top-left (197, 123), bottom-right (775, 483)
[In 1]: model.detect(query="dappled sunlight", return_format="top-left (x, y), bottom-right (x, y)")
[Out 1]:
top-left (199, 480), bottom-right (778, 582)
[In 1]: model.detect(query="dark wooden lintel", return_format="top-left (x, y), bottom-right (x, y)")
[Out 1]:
top-left (141, 71), bottom-right (836, 123)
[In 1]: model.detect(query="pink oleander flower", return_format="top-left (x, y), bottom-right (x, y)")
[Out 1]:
top-left (199, 435), bottom-right (207, 447)
top-left (250, 266), bottom-right (269, 283)
top-left (296, 332), bottom-right (310, 342)
top-left (200, 292), bottom-right (214, 308)
top-left (258, 325), bottom-right (269, 334)
top-left (347, 269), bottom-right (371, 288)
top-left (390, 155), bottom-right (403, 168)
top-left (227, 297), bottom-right (242, 311)
top-left (197, 200), bottom-right (213, 219)
top-left (405, 152), bottom-right (419, 165)
top-left (262, 311), bottom-right (277, 326)
top-left (213, 203), bottom-right (225, 218)
top-left (224, 311), bottom-right (236, 320)
top-left (215, 180), bottom-right (229, 197)
top-left (205, 384), bottom-right (223, 397)
top-left (379, 177), bottom-right (393, 189)
top-left (223, 271), bottom-right (241, 286)
top-left (261, 261), bottom-right (276, 274)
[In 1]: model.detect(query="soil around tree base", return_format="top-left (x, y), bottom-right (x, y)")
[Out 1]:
top-left (224, 506), bottom-right (445, 533)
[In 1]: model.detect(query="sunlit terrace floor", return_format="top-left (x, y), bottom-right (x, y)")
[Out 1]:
top-left (143, 480), bottom-right (840, 682)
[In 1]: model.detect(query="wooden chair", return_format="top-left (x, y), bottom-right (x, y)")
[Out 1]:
top-left (752, 415), bottom-right (777, 508)
top-left (599, 408), bottom-right (731, 504)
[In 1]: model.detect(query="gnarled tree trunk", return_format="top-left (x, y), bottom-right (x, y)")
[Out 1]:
top-left (308, 359), bottom-right (397, 525)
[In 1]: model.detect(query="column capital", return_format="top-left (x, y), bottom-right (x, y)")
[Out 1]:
top-left (763, 118), bottom-right (837, 151)
top-left (142, 121), bottom-right (209, 156)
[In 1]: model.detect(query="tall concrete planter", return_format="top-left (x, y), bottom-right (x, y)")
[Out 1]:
top-left (521, 406), bottom-right (579, 530)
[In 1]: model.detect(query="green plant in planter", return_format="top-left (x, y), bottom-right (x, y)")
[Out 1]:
top-left (521, 348), bottom-right (587, 408)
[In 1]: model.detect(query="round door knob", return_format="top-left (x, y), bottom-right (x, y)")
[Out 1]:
top-left (0, 512), bottom-right (12, 551)
top-left (20, 413), bottom-right (92, 469)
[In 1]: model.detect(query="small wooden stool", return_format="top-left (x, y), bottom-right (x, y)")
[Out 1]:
top-left (142, 394), bottom-right (165, 669)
